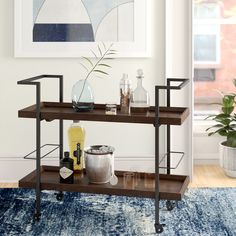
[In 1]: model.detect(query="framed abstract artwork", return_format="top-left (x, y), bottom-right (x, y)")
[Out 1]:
top-left (14, 0), bottom-right (150, 58)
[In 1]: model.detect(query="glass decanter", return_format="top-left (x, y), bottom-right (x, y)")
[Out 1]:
top-left (131, 69), bottom-right (150, 113)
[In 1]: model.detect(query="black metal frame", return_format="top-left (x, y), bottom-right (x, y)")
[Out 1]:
top-left (159, 151), bottom-right (184, 170)
top-left (23, 144), bottom-right (60, 160)
top-left (17, 75), bottom-right (189, 233)
top-left (154, 78), bottom-right (189, 233)
top-left (17, 75), bottom-right (64, 220)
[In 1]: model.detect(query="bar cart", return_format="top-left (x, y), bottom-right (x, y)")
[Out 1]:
top-left (17, 75), bottom-right (189, 234)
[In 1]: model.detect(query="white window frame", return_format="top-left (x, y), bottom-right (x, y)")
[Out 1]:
top-left (194, 3), bottom-right (236, 68)
top-left (194, 3), bottom-right (221, 68)
top-left (194, 2), bottom-right (236, 119)
top-left (194, 22), bottom-right (221, 67)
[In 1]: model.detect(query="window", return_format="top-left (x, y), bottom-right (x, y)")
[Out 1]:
top-left (194, 0), bottom-right (236, 116)
top-left (194, 3), bottom-right (220, 67)
top-left (194, 34), bottom-right (218, 62)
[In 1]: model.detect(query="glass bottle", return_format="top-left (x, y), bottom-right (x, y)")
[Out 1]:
top-left (68, 120), bottom-right (85, 171)
top-left (131, 69), bottom-right (150, 113)
top-left (60, 152), bottom-right (74, 184)
top-left (72, 79), bottom-right (94, 112)
top-left (120, 74), bottom-right (131, 114)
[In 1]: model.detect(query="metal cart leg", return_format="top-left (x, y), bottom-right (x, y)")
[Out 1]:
top-left (17, 75), bottom-right (64, 221)
top-left (34, 84), bottom-right (41, 221)
top-left (56, 97), bottom-right (64, 203)
top-left (55, 191), bottom-right (64, 201)
top-left (167, 79), bottom-right (171, 175)
top-left (154, 87), bottom-right (164, 234)
top-left (59, 75), bottom-right (64, 161)
top-left (166, 200), bottom-right (176, 211)
top-left (166, 80), bottom-right (176, 212)
top-left (58, 76), bottom-right (64, 203)
top-left (154, 121), bottom-right (164, 233)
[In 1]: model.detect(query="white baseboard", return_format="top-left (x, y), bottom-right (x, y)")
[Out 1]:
top-left (0, 158), bottom-right (58, 182)
top-left (194, 159), bottom-right (219, 165)
top-left (193, 153), bottom-right (219, 165)
top-left (0, 156), bottom-right (156, 182)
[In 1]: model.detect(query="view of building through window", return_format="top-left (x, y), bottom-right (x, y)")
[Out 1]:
top-left (194, 0), bottom-right (236, 117)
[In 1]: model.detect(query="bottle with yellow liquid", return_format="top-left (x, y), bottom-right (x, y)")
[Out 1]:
top-left (68, 120), bottom-right (85, 171)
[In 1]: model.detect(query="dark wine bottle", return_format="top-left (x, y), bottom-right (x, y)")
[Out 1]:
top-left (60, 152), bottom-right (74, 184)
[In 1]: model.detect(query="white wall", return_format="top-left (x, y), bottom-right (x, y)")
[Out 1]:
top-left (0, 0), bottom-right (166, 181)
top-left (0, 0), bottom-right (191, 181)
top-left (194, 121), bottom-right (223, 164)
top-left (165, 0), bottom-right (193, 176)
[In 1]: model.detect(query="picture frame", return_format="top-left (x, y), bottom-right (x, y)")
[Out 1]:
top-left (14, 0), bottom-right (151, 58)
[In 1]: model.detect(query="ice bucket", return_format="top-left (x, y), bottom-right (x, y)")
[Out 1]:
top-left (84, 145), bottom-right (115, 184)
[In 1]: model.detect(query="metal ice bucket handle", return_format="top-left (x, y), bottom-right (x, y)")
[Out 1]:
top-left (110, 155), bottom-right (114, 179)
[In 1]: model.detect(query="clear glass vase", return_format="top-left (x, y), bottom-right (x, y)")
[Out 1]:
top-left (72, 79), bottom-right (94, 112)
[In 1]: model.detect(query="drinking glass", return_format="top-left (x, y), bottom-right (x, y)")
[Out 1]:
top-left (123, 172), bottom-right (135, 189)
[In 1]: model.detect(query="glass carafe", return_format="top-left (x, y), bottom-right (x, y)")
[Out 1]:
top-left (131, 69), bottom-right (150, 113)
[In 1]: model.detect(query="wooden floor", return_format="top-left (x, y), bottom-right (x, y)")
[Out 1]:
top-left (0, 183), bottom-right (18, 188)
top-left (1, 165), bottom-right (236, 188)
top-left (189, 165), bottom-right (236, 188)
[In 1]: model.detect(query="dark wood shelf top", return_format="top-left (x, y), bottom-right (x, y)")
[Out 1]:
top-left (19, 165), bottom-right (190, 200)
top-left (18, 102), bottom-right (189, 125)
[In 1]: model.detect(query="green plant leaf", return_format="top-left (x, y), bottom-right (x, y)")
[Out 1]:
top-left (208, 127), bottom-right (228, 137)
top-left (205, 114), bottom-right (217, 120)
top-left (205, 79), bottom-right (236, 142)
top-left (222, 95), bottom-right (235, 107)
top-left (82, 56), bottom-right (93, 67)
top-left (93, 70), bottom-right (109, 75)
top-left (222, 106), bottom-right (234, 115)
top-left (98, 63), bottom-right (111, 68)
top-left (211, 114), bottom-right (231, 123)
top-left (205, 124), bottom-right (224, 132)
top-left (106, 52), bottom-right (116, 55)
top-left (222, 119), bottom-right (232, 126)
top-left (79, 43), bottom-right (115, 86)
top-left (227, 132), bottom-right (236, 147)
top-left (214, 113), bottom-right (230, 119)
top-left (208, 132), bottom-right (215, 136)
top-left (218, 129), bottom-right (228, 136)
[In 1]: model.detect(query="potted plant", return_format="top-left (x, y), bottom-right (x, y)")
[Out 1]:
top-left (206, 89), bottom-right (236, 177)
top-left (72, 43), bottom-right (116, 112)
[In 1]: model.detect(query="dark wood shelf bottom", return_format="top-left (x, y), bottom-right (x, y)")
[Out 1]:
top-left (18, 102), bottom-right (190, 126)
top-left (19, 166), bottom-right (190, 201)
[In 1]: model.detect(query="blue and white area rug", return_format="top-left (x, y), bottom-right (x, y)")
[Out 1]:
top-left (0, 188), bottom-right (236, 236)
